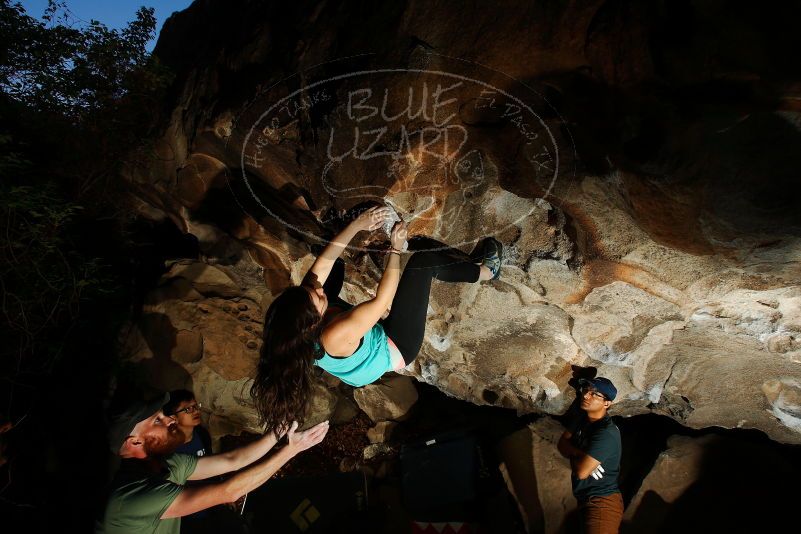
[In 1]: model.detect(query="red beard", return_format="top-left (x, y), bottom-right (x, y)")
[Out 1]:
top-left (143, 425), bottom-right (185, 457)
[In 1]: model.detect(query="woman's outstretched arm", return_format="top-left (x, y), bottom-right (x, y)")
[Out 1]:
top-left (305, 206), bottom-right (392, 287)
top-left (321, 222), bottom-right (407, 352)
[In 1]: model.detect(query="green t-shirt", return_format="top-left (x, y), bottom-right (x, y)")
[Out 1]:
top-left (568, 414), bottom-right (621, 499)
top-left (102, 453), bottom-right (198, 534)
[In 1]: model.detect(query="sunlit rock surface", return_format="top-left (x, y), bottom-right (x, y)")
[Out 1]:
top-left (121, 0), bottom-right (801, 443)
top-left (498, 419), bottom-right (575, 534)
top-left (622, 433), bottom-right (797, 531)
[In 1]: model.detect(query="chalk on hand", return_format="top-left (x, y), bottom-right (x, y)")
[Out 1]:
top-left (382, 204), bottom-right (408, 251)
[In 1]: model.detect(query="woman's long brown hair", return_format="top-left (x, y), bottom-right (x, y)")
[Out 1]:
top-left (251, 285), bottom-right (322, 436)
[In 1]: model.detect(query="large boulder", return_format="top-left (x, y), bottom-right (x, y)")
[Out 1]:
top-left (497, 418), bottom-right (575, 534)
top-left (622, 433), bottom-right (799, 532)
top-left (622, 434), bottom-right (711, 531)
top-left (353, 375), bottom-right (419, 422)
top-left (119, 257), bottom-right (349, 442)
top-left (367, 421), bottom-right (398, 444)
top-left (121, 0), bottom-right (801, 443)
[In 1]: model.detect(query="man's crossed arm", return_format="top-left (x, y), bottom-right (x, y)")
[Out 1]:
top-left (557, 431), bottom-right (603, 481)
top-left (162, 421), bottom-right (328, 519)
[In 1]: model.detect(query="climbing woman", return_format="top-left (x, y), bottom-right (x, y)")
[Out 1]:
top-left (251, 205), bottom-right (502, 435)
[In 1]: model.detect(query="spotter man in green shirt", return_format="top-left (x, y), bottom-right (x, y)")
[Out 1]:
top-left (101, 393), bottom-right (328, 534)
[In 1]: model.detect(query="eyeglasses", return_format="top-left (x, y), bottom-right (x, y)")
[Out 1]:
top-left (174, 402), bottom-right (202, 415)
top-left (580, 387), bottom-right (608, 401)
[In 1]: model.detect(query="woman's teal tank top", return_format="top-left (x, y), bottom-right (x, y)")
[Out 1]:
top-left (315, 322), bottom-right (391, 387)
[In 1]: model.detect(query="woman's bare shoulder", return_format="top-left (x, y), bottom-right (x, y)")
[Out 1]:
top-left (320, 307), bottom-right (364, 356)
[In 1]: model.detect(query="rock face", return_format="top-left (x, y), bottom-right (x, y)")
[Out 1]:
top-left (119, 259), bottom-right (346, 440)
top-left (497, 419), bottom-right (576, 534)
top-left (122, 0), bottom-right (801, 443)
top-left (622, 434), bottom-right (710, 531)
top-left (367, 421), bottom-right (398, 444)
top-left (622, 433), bottom-right (798, 533)
top-left (353, 375), bottom-right (419, 423)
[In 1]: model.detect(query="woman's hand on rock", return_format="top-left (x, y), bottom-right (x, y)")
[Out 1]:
top-left (351, 206), bottom-right (392, 233)
top-left (390, 221), bottom-right (408, 250)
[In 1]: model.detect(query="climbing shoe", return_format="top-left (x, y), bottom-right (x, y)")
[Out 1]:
top-left (482, 237), bottom-right (503, 280)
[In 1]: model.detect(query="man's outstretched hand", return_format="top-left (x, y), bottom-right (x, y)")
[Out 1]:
top-left (285, 420), bottom-right (329, 455)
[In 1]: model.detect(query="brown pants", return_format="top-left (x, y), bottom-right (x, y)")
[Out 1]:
top-left (578, 492), bottom-right (624, 534)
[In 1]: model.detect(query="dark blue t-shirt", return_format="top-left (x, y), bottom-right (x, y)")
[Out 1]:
top-left (173, 427), bottom-right (212, 524)
top-left (568, 414), bottom-right (621, 499)
top-left (174, 428), bottom-right (210, 457)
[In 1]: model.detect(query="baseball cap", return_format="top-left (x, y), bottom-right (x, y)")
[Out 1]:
top-left (578, 377), bottom-right (617, 401)
top-left (107, 392), bottom-right (170, 454)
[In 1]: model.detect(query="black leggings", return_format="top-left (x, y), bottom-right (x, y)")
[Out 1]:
top-left (323, 249), bottom-right (480, 365)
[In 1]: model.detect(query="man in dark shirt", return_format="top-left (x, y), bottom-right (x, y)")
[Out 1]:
top-left (164, 390), bottom-right (212, 458)
top-left (162, 390), bottom-right (215, 531)
top-left (557, 377), bottom-right (623, 534)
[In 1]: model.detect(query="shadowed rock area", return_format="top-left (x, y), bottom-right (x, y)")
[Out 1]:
top-left (120, 0), bottom-right (801, 447)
